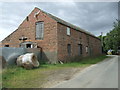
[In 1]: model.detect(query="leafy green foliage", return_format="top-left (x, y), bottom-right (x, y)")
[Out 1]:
top-left (98, 20), bottom-right (120, 53)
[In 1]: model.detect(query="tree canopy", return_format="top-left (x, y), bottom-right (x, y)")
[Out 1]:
top-left (98, 20), bottom-right (120, 53)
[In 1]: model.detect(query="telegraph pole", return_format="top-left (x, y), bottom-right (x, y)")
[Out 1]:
top-left (101, 32), bottom-right (103, 53)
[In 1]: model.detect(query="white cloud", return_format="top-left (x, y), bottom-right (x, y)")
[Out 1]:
top-left (0, 28), bottom-right (12, 41)
top-left (0, 2), bottom-right (118, 42)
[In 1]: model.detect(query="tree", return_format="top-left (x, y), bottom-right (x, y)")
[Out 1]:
top-left (104, 20), bottom-right (120, 53)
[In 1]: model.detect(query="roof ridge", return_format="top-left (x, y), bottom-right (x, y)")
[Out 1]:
top-left (36, 7), bottom-right (98, 39)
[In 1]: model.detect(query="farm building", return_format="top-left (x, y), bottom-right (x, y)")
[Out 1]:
top-left (1, 7), bottom-right (102, 64)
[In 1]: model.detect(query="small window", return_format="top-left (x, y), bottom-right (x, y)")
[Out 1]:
top-left (4, 45), bottom-right (9, 47)
top-left (26, 16), bottom-right (29, 21)
top-left (67, 27), bottom-right (70, 35)
top-left (86, 46), bottom-right (88, 53)
top-left (67, 44), bottom-right (71, 56)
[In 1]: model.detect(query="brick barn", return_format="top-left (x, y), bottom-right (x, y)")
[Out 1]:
top-left (1, 7), bottom-right (102, 64)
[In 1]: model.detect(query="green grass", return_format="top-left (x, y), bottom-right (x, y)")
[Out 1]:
top-left (0, 72), bottom-right (2, 89)
top-left (2, 55), bottom-right (108, 88)
top-left (79, 55), bottom-right (108, 64)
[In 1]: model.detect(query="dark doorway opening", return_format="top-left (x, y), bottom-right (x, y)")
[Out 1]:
top-left (4, 45), bottom-right (9, 47)
top-left (26, 44), bottom-right (32, 48)
top-left (78, 44), bottom-right (82, 55)
top-left (67, 44), bottom-right (71, 56)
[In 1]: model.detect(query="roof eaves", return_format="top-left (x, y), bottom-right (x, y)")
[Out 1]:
top-left (36, 7), bottom-right (100, 40)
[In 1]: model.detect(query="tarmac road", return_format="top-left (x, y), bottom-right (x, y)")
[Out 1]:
top-left (53, 55), bottom-right (118, 88)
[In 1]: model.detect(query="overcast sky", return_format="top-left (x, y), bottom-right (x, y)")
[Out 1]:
top-left (0, 2), bottom-right (118, 41)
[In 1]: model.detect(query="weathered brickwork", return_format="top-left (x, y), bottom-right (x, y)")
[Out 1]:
top-left (2, 7), bottom-right (58, 63)
top-left (57, 23), bottom-right (102, 62)
top-left (2, 7), bottom-right (102, 63)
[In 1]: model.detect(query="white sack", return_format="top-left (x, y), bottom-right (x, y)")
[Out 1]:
top-left (16, 53), bottom-right (39, 69)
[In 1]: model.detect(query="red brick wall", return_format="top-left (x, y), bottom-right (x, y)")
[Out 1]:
top-left (2, 7), bottom-right (102, 63)
top-left (2, 8), bottom-right (58, 63)
top-left (57, 23), bottom-right (102, 62)
top-left (2, 8), bottom-right (57, 49)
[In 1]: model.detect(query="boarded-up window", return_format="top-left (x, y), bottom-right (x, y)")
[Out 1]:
top-left (67, 44), bottom-right (71, 56)
top-left (86, 46), bottom-right (88, 53)
top-left (67, 27), bottom-right (70, 35)
top-left (36, 21), bottom-right (44, 40)
top-left (78, 44), bottom-right (82, 55)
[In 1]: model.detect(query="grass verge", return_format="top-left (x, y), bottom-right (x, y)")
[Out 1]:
top-left (2, 54), bottom-right (108, 88)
